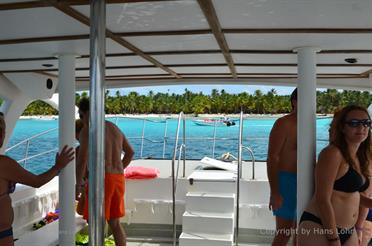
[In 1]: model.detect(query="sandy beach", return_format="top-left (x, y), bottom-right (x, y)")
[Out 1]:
top-left (19, 113), bottom-right (333, 120)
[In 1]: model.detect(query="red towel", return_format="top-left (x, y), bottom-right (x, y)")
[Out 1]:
top-left (124, 166), bottom-right (160, 179)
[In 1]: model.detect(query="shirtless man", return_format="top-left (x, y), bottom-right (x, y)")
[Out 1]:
top-left (267, 88), bottom-right (297, 245)
top-left (76, 98), bottom-right (134, 246)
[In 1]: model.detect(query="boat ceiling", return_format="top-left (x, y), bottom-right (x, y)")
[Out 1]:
top-left (0, 0), bottom-right (372, 91)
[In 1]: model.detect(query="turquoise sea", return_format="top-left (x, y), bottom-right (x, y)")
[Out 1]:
top-left (5, 117), bottom-right (332, 174)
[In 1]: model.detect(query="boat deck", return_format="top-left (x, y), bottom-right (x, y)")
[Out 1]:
top-left (127, 243), bottom-right (270, 246)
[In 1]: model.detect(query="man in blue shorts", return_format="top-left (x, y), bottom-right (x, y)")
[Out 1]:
top-left (267, 88), bottom-right (297, 245)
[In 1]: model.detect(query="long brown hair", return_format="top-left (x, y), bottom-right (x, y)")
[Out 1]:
top-left (330, 105), bottom-right (371, 177)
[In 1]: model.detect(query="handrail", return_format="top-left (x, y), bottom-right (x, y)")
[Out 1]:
top-left (175, 144), bottom-right (186, 188)
top-left (5, 127), bottom-right (58, 152)
top-left (17, 147), bottom-right (58, 164)
top-left (171, 112), bottom-right (186, 246)
top-left (112, 116), bottom-right (168, 123)
top-left (140, 120), bottom-right (146, 158)
top-left (242, 146), bottom-right (256, 180)
top-left (235, 111), bottom-right (244, 245)
top-left (162, 120), bottom-right (168, 159)
top-left (212, 120), bottom-right (217, 158)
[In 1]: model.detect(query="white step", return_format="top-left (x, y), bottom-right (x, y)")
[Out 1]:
top-left (188, 170), bottom-right (236, 193)
top-left (188, 180), bottom-right (236, 193)
top-left (182, 211), bottom-right (234, 234)
top-left (200, 157), bottom-right (237, 172)
top-left (186, 192), bottom-right (235, 213)
top-left (188, 170), bottom-right (236, 182)
top-left (179, 232), bottom-right (233, 246)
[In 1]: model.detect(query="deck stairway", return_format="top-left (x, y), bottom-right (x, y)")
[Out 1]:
top-left (179, 170), bottom-right (236, 246)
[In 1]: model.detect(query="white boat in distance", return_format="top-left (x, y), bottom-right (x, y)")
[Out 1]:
top-left (193, 118), bottom-right (237, 127)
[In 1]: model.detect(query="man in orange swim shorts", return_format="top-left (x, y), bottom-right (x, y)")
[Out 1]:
top-left (76, 98), bottom-right (134, 246)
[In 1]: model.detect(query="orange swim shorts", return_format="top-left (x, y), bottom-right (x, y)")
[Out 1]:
top-left (83, 173), bottom-right (125, 221)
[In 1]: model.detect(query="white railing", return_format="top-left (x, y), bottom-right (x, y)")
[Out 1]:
top-left (5, 127), bottom-right (58, 168)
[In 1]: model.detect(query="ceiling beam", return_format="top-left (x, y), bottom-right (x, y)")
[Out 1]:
top-left (2, 28), bottom-right (372, 45)
top-left (0, 0), bottom-right (176, 11)
top-left (0, 34), bottom-right (89, 45)
top-left (76, 73), bottom-right (362, 78)
top-left (197, 0), bottom-right (236, 78)
top-left (50, 1), bottom-right (181, 78)
top-left (2, 50), bottom-right (372, 63)
top-left (75, 75), bottom-right (366, 81)
top-left (360, 69), bottom-right (372, 77)
top-left (224, 28), bottom-right (372, 34)
top-left (2, 62), bottom-right (370, 73)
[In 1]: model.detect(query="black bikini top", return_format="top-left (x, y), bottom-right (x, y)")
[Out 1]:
top-left (8, 182), bottom-right (16, 194)
top-left (333, 166), bottom-right (369, 193)
top-left (0, 182), bottom-right (16, 198)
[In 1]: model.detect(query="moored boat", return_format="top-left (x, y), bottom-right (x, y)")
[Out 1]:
top-left (193, 118), bottom-right (237, 127)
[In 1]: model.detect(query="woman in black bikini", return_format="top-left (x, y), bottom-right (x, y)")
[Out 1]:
top-left (0, 113), bottom-right (74, 246)
top-left (298, 105), bottom-right (371, 246)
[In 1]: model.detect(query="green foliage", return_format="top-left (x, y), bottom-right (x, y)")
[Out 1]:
top-left (22, 89), bottom-right (371, 115)
top-left (23, 100), bottom-right (58, 115)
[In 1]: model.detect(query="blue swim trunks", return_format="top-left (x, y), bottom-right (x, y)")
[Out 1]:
top-left (273, 171), bottom-right (296, 221)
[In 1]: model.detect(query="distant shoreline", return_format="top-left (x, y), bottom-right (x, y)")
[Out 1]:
top-left (20, 113), bottom-right (333, 120)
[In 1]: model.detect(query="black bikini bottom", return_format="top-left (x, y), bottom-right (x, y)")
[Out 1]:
top-left (0, 227), bottom-right (13, 240)
top-left (300, 211), bottom-right (354, 245)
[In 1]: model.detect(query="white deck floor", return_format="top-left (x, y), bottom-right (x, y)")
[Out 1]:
top-left (127, 243), bottom-right (270, 246)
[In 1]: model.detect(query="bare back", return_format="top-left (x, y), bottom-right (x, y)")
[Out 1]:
top-left (278, 113), bottom-right (297, 172)
top-left (269, 112), bottom-right (297, 173)
top-left (105, 121), bottom-right (125, 174)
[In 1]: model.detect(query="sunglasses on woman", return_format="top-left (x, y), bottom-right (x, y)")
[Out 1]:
top-left (344, 119), bottom-right (372, 128)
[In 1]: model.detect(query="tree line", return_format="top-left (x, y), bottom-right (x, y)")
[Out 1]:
top-left (2, 88), bottom-right (370, 115)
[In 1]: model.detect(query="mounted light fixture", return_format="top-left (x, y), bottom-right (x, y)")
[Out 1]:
top-left (344, 58), bottom-right (358, 64)
top-left (42, 64), bottom-right (54, 67)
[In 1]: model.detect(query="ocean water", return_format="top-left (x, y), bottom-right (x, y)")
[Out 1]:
top-left (5, 117), bottom-right (332, 174)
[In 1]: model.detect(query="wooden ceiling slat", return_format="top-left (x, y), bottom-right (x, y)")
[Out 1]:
top-left (0, 0), bottom-right (176, 11)
top-left (3, 28), bottom-right (372, 46)
top-left (0, 34), bottom-right (89, 45)
top-left (1, 63), bottom-right (371, 72)
top-left (197, 0), bottom-right (237, 78)
top-left (2, 50), bottom-right (372, 63)
top-left (0, 1), bottom-right (49, 11)
top-left (224, 28), bottom-right (372, 34)
top-left (50, 1), bottom-right (181, 78)
top-left (75, 75), bottom-right (367, 82)
top-left (2, 63), bottom-right (369, 72)
top-left (116, 29), bottom-right (211, 36)
top-left (360, 69), bottom-right (372, 77)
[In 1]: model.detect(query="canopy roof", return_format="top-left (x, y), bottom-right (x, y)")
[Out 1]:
top-left (0, 0), bottom-right (371, 91)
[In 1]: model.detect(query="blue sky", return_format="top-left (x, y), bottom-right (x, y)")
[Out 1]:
top-left (109, 85), bottom-right (297, 96)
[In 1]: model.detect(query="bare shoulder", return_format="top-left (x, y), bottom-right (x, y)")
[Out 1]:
top-left (105, 121), bottom-right (124, 136)
top-left (106, 120), bottom-right (120, 131)
top-left (0, 155), bottom-right (17, 165)
top-left (273, 114), bottom-right (293, 130)
top-left (318, 145), bottom-right (343, 165)
top-left (0, 155), bottom-right (20, 178)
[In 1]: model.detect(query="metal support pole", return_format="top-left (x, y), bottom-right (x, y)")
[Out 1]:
top-left (58, 54), bottom-right (76, 246)
top-left (294, 47), bottom-right (319, 222)
top-left (89, 1), bottom-right (106, 245)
